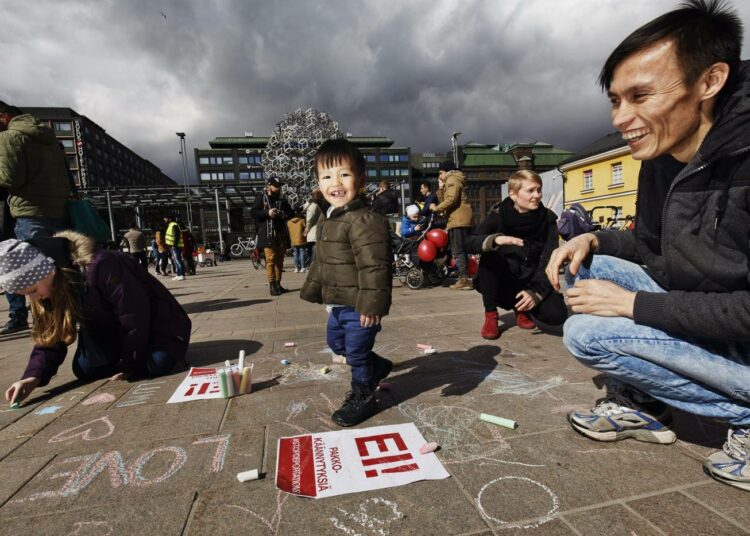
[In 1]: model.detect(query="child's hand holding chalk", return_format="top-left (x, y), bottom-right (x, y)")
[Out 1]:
top-left (5, 377), bottom-right (40, 407)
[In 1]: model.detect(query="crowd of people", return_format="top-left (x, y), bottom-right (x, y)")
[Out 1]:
top-left (0, 0), bottom-right (747, 492)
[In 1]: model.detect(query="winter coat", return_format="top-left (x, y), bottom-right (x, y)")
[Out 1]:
top-left (400, 215), bottom-right (425, 239)
top-left (0, 114), bottom-right (71, 219)
top-left (122, 228), bottom-right (147, 253)
top-left (21, 237), bottom-right (191, 385)
top-left (251, 192), bottom-right (292, 249)
top-left (155, 229), bottom-right (170, 253)
top-left (419, 192), bottom-right (439, 218)
top-left (287, 216), bottom-right (307, 247)
top-left (433, 170), bottom-right (472, 230)
top-left (300, 196), bottom-right (392, 316)
top-left (371, 189), bottom-right (399, 215)
top-left (305, 201), bottom-right (324, 242)
top-left (594, 59), bottom-right (750, 342)
top-left (465, 198), bottom-right (559, 299)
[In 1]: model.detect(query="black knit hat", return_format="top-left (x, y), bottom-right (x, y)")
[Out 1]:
top-left (439, 160), bottom-right (457, 172)
top-left (266, 176), bottom-right (281, 187)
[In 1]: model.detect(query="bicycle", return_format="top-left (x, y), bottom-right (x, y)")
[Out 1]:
top-left (230, 236), bottom-right (256, 257)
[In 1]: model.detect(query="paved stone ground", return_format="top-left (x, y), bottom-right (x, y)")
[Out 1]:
top-left (0, 259), bottom-right (747, 536)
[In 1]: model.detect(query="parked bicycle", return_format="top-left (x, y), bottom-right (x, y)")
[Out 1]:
top-left (230, 236), bottom-right (256, 257)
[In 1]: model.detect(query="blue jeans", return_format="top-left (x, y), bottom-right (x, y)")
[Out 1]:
top-left (564, 255), bottom-right (750, 426)
top-left (7, 217), bottom-right (68, 320)
top-left (327, 306), bottom-right (381, 388)
top-left (72, 334), bottom-right (175, 381)
top-left (292, 246), bottom-right (307, 270)
top-left (171, 247), bottom-right (185, 276)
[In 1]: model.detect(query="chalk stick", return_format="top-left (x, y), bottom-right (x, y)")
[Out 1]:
top-left (225, 360), bottom-right (231, 367)
top-left (280, 359), bottom-right (290, 366)
top-left (416, 343), bottom-right (433, 350)
top-left (480, 413), bottom-right (518, 430)
top-left (419, 442), bottom-right (439, 454)
top-left (237, 469), bottom-right (259, 482)
top-left (284, 342), bottom-right (296, 348)
top-left (218, 369), bottom-right (228, 398)
top-left (232, 370), bottom-right (242, 393)
top-left (320, 366), bottom-right (330, 374)
top-left (240, 367), bottom-right (251, 394)
top-left (10, 401), bottom-right (21, 409)
top-left (423, 348), bottom-right (436, 355)
top-left (238, 350), bottom-right (245, 371)
top-left (377, 382), bottom-right (391, 391)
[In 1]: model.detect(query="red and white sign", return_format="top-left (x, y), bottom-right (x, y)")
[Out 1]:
top-left (167, 367), bottom-right (222, 404)
top-left (275, 423), bottom-right (449, 498)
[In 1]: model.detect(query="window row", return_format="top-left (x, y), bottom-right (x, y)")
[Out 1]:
top-left (201, 172), bottom-right (236, 181)
top-left (380, 154), bottom-right (409, 162)
top-left (582, 161), bottom-right (624, 191)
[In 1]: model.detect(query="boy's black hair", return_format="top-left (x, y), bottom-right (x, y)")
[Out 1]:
top-left (314, 138), bottom-right (365, 180)
top-left (599, 0), bottom-right (743, 91)
top-left (0, 100), bottom-right (22, 117)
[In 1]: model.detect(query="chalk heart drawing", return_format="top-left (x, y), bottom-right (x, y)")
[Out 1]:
top-left (66, 521), bottom-right (113, 536)
top-left (476, 476), bottom-right (560, 530)
top-left (330, 497), bottom-right (403, 536)
top-left (49, 416), bottom-right (115, 443)
top-left (82, 393), bottom-right (116, 406)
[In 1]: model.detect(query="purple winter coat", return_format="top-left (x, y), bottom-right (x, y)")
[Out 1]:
top-left (22, 249), bottom-right (191, 385)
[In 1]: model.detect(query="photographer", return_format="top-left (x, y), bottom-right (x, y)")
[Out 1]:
top-left (251, 177), bottom-right (292, 295)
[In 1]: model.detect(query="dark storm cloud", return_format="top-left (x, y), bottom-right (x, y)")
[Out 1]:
top-left (3, 0), bottom-right (750, 182)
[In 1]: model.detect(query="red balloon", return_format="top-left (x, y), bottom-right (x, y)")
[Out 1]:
top-left (468, 255), bottom-right (479, 276)
top-left (425, 229), bottom-right (448, 249)
top-left (417, 240), bottom-right (437, 262)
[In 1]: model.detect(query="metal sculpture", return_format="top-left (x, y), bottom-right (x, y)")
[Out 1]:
top-left (262, 108), bottom-right (343, 208)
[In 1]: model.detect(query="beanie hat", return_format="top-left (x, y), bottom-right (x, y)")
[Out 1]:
top-left (439, 160), bottom-right (457, 172)
top-left (0, 240), bottom-right (57, 294)
top-left (266, 176), bottom-right (281, 187)
top-left (406, 204), bottom-right (420, 217)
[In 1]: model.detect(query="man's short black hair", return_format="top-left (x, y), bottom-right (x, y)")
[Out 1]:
top-left (599, 0), bottom-right (743, 91)
top-left (0, 100), bottom-right (22, 117)
top-left (420, 181), bottom-right (432, 190)
top-left (314, 138), bottom-right (365, 180)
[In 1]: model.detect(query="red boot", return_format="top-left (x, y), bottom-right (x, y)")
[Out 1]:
top-left (515, 311), bottom-right (535, 330)
top-left (481, 311), bottom-right (500, 339)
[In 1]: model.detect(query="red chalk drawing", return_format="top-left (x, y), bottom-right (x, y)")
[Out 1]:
top-left (49, 416), bottom-right (115, 443)
top-left (82, 393), bottom-right (116, 406)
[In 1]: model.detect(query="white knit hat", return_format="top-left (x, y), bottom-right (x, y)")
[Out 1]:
top-left (0, 240), bottom-right (57, 293)
top-left (406, 204), bottom-right (420, 217)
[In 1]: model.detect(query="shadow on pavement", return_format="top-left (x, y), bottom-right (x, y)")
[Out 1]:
top-left (186, 339), bottom-right (264, 368)
top-left (182, 299), bottom-right (271, 314)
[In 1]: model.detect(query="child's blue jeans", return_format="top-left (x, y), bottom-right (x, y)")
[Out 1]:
top-left (563, 255), bottom-right (750, 426)
top-left (292, 246), bottom-right (307, 269)
top-left (327, 306), bottom-right (381, 388)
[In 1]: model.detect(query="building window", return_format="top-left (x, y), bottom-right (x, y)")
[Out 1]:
top-left (366, 169), bottom-right (377, 177)
top-left (379, 154), bottom-right (409, 163)
top-left (239, 171), bottom-right (265, 180)
top-left (199, 157), bottom-right (209, 165)
top-left (583, 170), bottom-right (593, 190)
top-left (611, 162), bottom-right (623, 185)
top-left (54, 121), bottom-right (72, 132)
top-left (61, 139), bottom-right (74, 150)
top-left (238, 155), bottom-right (262, 165)
top-left (365, 154), bottom-right (376, 162)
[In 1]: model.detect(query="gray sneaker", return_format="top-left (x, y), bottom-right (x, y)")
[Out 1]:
top-left (568, 388), bottom-right (677, 444)
top-left (704, 428), bottom-right (750, 491)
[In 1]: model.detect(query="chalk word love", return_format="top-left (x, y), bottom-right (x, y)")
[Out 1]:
top-left (17, 434), bottom-right (230, 503)
top-left (115, 381), bottom-right (165, 408)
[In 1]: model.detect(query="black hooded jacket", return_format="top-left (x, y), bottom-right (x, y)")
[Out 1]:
top-left (594, 60), bottom-right (750, 342)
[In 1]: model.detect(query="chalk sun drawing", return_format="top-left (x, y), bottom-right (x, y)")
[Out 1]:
top-left (476, 476), bottom-right (560, 530)
top-left (330, 497), bottom-right (403, 536)
top-left (34, 405), bottom-right (63, 415)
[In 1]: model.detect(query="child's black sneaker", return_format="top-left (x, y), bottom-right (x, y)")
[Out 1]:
top-left (371, 352), bottom-right (393, 386)
top-left (331, 384), bottom-right (376, 427)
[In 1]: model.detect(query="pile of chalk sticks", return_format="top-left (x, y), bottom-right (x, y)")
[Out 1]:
top-left (218, 350), bottom-right (253, 398)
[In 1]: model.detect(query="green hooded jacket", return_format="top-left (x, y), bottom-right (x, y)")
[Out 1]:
top-left (0, 114), bottom-right (71, 219)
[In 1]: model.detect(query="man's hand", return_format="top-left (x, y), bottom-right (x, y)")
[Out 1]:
top-left (566, 280), bottom-right (636, 318)
top-left (268, 208), bottom-right (278, 218)
top-left (494, 235), bottom-right (524, 247)
top-left (545, 233), bottom-right (599, 291)
top-left (360, 314), bottom-right (381, 327)
top-left (429, 203), bottom-right (437, 212)
top-left (515, 290), bottom-right (539, 312)
top-left (5, 377), bottom-right (41, 406)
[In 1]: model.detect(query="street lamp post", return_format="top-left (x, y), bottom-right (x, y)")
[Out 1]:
top-left (176, 132), bottom-right (193, 230)
top-left (451, 131), bottom-right (461, 168)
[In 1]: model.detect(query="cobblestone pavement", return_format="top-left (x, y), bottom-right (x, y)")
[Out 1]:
top-left (0, 259), bottom-right (746, 535)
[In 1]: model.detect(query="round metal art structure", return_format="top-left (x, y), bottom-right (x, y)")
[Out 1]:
top-left (262, 108), bottom-right (343, 208)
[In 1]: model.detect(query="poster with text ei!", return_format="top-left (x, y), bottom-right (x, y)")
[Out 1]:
top-left (167, 367), bottom-right (223, 404)
top-left (275, 423), bottom-right (450, 498)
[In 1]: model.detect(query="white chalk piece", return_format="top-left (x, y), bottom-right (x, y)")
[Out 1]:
top-left (280, 359), bottom-right (291, 366)
top-left (479, 412), bottom-right (518, 430)
top-left (320, 366), bottom-right (330, 374)
top-left (225, 360), bottom-right (231, 367)
top-left (284, 342), bottom-right (296, 348)
top-left (236, 469), bottom-right (259, 482)
top-left (238, 350), bottom-right (246, 371)
top-left (423, 348), bottom-right (436, 355)
top-left (416, 343), bottom-right (433, 350)
top-left (377, 382), bottom-right (391, 391)
top-left (419, 442), bottom-right (439, 454)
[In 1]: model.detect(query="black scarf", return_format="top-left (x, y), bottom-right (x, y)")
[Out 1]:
top-left (498, 197), bottom-right (549, 239)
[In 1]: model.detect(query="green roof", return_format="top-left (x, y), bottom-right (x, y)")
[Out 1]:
top-left (463, 154), bottom-right (518, 167)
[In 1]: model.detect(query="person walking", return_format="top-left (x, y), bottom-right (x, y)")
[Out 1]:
top-left (163, 215), bottom-right (185, 281)
top-left (121, 224), bottom-right (148, 269)
top-left (251, 177), bottom-right (292, 296)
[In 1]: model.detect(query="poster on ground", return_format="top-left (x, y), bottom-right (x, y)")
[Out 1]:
top-left (167, 367), bottom-right (223, 404)
top-left (275, 423), bottom-right (449, 498)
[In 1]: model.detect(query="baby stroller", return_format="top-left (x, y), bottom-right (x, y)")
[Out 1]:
top-left (392, 216), bottom-right (450, 289)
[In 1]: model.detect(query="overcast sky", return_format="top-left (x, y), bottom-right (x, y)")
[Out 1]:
top-left (3, 0), bottom-right (750, 183)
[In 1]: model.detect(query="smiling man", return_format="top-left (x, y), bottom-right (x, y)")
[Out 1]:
top-left (546, 0), bottom-right (750, 491)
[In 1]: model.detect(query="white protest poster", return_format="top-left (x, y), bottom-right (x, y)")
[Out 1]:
top-left (275, 423), bottom-right (449, 498)
top-left (167, 367), bottom-right (223, 404)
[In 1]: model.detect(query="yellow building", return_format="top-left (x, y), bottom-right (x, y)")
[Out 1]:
top-left (560, 132), bottom-right (639, 227)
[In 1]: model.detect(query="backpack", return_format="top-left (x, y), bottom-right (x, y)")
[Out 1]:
top-left (557, 203), bottom-right (595, 241)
